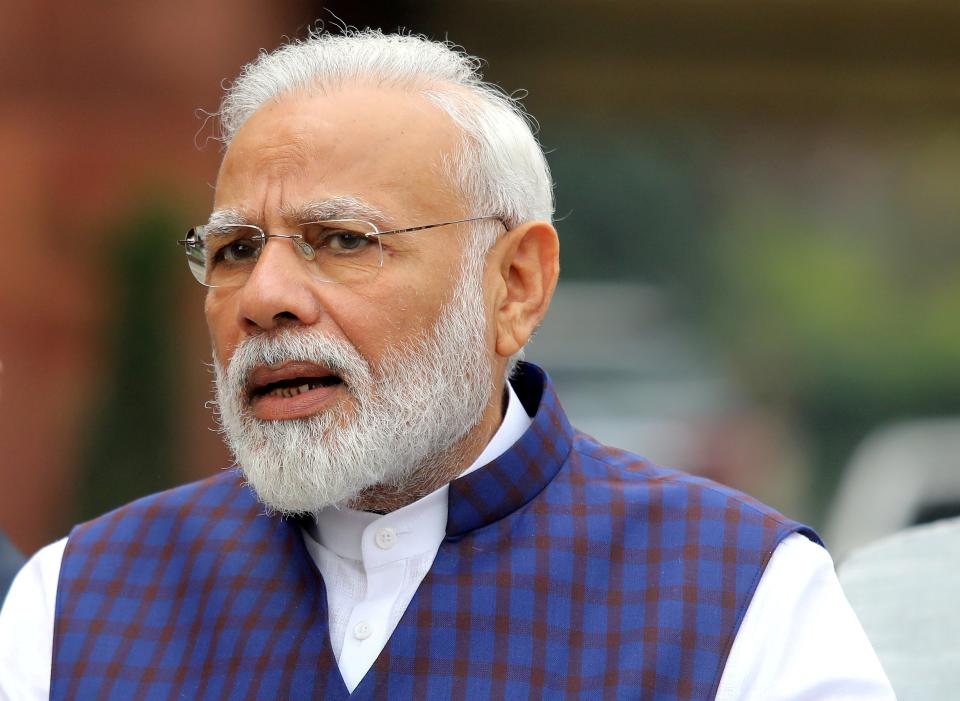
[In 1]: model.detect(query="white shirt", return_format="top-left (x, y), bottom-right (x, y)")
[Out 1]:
top-left (0, 384), bottom-right (894, 699)
top-left (301, 382), bottom-right (533, 691)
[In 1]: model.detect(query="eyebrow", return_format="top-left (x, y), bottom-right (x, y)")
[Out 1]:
top-left (282, 197), bottom-right (389, 227)
top-left (206, 208), bottom-right (248, 229)
top-left (206, 197), bottom-right (391, 231)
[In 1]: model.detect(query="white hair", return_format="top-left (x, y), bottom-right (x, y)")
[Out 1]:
top-left (216, 28), bottom-right (554, 244)
top-left (213, 232), bottom-right (493, 515)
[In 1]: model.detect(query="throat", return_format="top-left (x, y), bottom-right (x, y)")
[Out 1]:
top-left (347, 430), bottom-right (486, 513)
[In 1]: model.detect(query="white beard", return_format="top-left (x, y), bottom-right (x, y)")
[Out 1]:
top-left (212, 257), bottom-right (493, 515)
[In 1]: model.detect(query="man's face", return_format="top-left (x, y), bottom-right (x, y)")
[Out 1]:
top-left (206, 85), bottom-right (503, 512)
top-left (207, 85), bottom-right (484, 391)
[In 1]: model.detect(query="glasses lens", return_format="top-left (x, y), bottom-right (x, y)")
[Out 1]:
top-left (300, 219), bottom-right (383, 284)
top-left (182, 228), bottom-right (209, 285)
top-left (188, 225), bottom-right (263, 288)
top-left (182, 220), bottom-right (384, 287)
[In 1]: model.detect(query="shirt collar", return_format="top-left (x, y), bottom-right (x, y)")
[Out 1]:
top-left (457, 379), bottom-right (532, 479)
top-left (310, 378), bottom-right (534, 564)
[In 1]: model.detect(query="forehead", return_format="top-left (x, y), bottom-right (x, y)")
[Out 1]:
top-left (214, 85), bottom-right (466, 223)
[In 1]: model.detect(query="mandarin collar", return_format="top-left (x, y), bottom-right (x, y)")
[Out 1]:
top-left (445, 362), bottom-right (574, 539)
top-left (309, 374), bottom-right (536, 559)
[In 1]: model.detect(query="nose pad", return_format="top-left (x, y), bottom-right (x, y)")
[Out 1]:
top-left (251, 235), bottom-right (315, 278)
top-left (240, 235), bottom-right (314, 294)
top-left (237, 236), bottom-right (324, 332)
top-left (294, 238), bottom-right (316, 260)
top-left (263, 234), bottom-right (317, 260)
top-left (259, 233), bottom-right (315, 261)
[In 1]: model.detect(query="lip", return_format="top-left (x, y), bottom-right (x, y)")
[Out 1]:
top-left (247, 361), bottom-right (344, 420)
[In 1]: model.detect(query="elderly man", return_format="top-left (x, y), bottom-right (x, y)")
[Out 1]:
top-left (0, 30), bottom-right (892, 700)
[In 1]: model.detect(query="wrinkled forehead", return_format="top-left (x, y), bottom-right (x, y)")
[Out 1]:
top-left (207, 197), bottom-right (391, 229)
top-left (213, 85), bottom-right (468, 222)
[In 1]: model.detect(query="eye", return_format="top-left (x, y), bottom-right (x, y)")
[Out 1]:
top-left (319, 230), bottom-right (374, 253)
top-left (207, 228), bottom-right (262, 265)
top-left (220, 238), bottom-right (260, 262)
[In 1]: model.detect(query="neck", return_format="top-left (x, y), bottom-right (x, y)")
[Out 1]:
top-left (347, 381), bottom-right (507, 513)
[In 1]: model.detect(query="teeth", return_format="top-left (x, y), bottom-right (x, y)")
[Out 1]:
top-left (266, 383), bottom-right (315, 398)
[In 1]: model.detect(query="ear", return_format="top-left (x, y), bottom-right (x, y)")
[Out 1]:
top-left (489, 221), bottom-right (560, 359)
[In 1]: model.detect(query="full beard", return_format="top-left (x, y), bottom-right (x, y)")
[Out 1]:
top-left (212, 256), bottom-right (494, 515)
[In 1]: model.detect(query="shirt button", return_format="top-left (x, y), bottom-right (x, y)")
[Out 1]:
top-left (375, 527), bottom-right (397, 550)
top-left (353, 621), bottom-right (372, 640)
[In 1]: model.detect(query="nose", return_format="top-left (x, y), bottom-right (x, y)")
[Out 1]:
top-left (234, 236), bottom-right (323, 333)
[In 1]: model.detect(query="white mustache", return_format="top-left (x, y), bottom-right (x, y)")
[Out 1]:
top-left (211, 247), bottom-right (494, 515)
top-left (226, 329), bottom-right (372, 406)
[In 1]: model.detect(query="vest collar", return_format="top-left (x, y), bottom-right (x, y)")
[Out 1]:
top-left (445, 362), bottom-right (575, 539)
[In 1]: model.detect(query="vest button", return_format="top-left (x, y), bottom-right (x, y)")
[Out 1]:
top-left (375, 527), bottom-right (397, 550)
top-left (353, 620), bottom-right (372, 640)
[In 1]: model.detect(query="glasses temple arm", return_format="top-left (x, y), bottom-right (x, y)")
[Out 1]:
top-left (375, 215), bottom-right (509, 237)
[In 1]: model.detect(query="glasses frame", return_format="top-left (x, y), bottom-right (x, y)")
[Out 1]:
top-left (177, 214), bottom-right (507, 288)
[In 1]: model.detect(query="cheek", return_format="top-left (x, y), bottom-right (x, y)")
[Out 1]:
top-left (344, 279), bottom-right (448, 356)
top-left (340, 286), bottom-right (416, 355)
top-left (204, 293), bottom-right (238, 366)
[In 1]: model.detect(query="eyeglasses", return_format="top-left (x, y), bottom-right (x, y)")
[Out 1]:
top-left (177, 215), bottom-right (504, 288)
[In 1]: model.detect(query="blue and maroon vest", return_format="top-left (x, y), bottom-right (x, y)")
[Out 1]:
top-left (52, 363), bottom-right (819, 699)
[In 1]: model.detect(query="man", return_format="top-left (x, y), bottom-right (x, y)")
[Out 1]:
top-left (0, 531), bottom-right (23, 604)
top-left (0, 30), bottom-right (893, 699)
top-left (0, 361), bottom-right (26, 601)
top-left (840, 516), bottom-right (960, 699)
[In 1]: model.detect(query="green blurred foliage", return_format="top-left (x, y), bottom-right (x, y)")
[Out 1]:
top-left (711, 204), bottom-right (960, 399)
top-left (547, 121), bottom-right (960, 514)
top-left (546, 124), bottom-right (715, 288)
top-left (74, 201), bottom-right (184, 523)
top-left (709, 188), bottom-right (960, 506)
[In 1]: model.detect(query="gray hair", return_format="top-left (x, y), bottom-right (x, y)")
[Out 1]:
top-left (216, 28), bottom-right (554, 246)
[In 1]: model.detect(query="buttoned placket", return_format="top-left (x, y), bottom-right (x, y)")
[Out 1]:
top-left (306, 487), bottom-right (448, 692)
top-left (336, 518), bottom-right (417, 689)
top-left (302, 382), bottom-right (532, 692)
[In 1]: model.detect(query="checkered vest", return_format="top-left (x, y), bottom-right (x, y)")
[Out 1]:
top-left (52, 363), bottom-right (819, 700)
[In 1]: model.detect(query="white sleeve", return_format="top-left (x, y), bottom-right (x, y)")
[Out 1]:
top-left (0, 538), bottom-right (66, 701)
top-left (715, 532), bottom-right (896, 700)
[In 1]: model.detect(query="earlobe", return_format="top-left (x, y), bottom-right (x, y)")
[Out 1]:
top-left (493, 221), bottom-right (560, 358)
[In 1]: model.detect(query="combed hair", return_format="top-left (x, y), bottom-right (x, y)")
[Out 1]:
top-left (217, 29), bottom-right (554, 243)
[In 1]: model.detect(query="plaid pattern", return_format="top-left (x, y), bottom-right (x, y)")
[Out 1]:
top-left (53, 362), bottom-right (819, 700)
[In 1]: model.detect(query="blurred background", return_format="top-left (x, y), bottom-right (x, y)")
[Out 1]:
top-left (3, 0), bottom-right (960, 561)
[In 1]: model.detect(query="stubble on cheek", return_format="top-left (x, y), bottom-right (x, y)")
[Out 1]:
top-left (204, 290), bottom-right (239, 371)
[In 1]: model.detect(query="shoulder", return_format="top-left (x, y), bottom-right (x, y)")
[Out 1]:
top-left (58, 470), bottom-right (290, 599)
top-left (838, 518), bottom-right (960, 698)
top-left (840, 515), bottom-right (960, 612)
top-left (0, 530), bottom-right (25, 599)
top-left (717, 531), bottom-right (896, 699)
top-left (65, 470), bottom-right (258, 552)
top-left (844, 515), bottom-right (960, 565)
top-left (840, 515), bottom-right (960, 632)
top-left (567, 430), bottom-right (821, 544)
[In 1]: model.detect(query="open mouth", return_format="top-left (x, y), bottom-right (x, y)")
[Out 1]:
top-left (245, 361), bottom-right (347, 419)
top-left (251, 375), bottom-right (342, 400)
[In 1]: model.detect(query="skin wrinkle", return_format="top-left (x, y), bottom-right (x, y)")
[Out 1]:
top-left (252, 135), bottom-right (311, 178)
top-left (206, 197), bottom-right (391, 231)
top-left (206, 83), bottom-right (557, 514)
top-left (208, 88), bottom-right (493, 514)
top-left (214, 243), bottom-right (494, 514)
